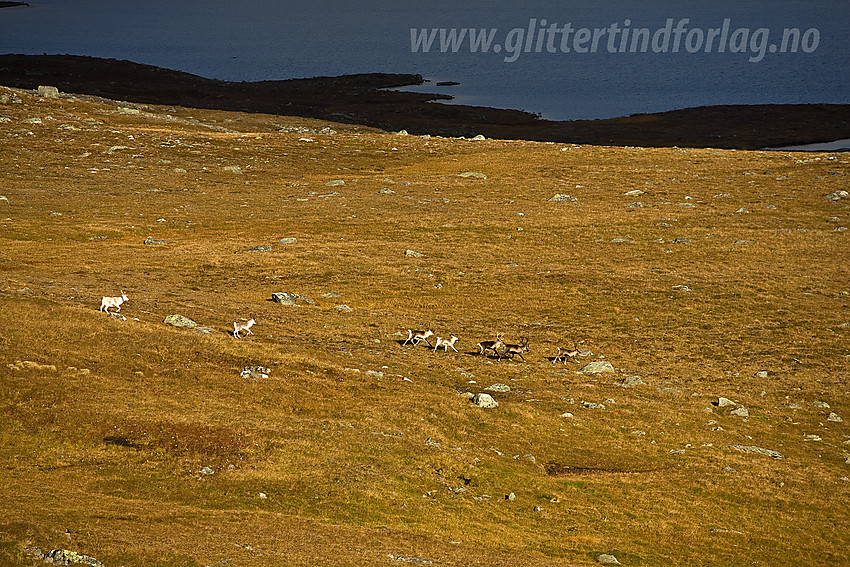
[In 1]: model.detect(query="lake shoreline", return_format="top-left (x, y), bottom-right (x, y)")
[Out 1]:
top-left (2, 53), bottom-right (849, 150)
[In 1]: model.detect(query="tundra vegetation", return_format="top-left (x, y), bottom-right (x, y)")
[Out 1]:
top-left (0, 84), bottom-right (848, 566)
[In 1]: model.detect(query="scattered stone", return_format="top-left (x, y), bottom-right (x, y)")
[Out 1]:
top-left (716, 397), bottom-right (736, 408)
top-left (825, 190), bottom-right (849, 201)
top-left (472, 134), bottom-right (486, 140)
top-left (191, 326), bottom-right (216, 335)
top-left (533, 505), bottom-right (543, 512)
top-left (0, 195), bottom-right (9, 205)
top-left (241, 366), bottom-right (270, 380)
top-left (335, 304), bottom-right (353, 312)
top-left (107, 313), bottom-right (126, 321)
top-left (199, 467), bottom-right (215, 475)
top-left (279, 237), bottom-right (297, 245)
top-left (597, 554), bottom-right (621, 565)
top-left (394, 557), bottom-right (432, 565)
top-left (730, 406), bottom-right (750, 418)
top-left (582, 401), bottom-right (606, 410)
top-left (366, 370), bottom-right (384, 379)
top-left (104, 145), bottom-right (129, 154)
top-left (734, 239), bottom-right (755, 245)
top-left (578, 361), bottom-right (615, 374)
top-left (506, 492), bottom-right (516, 501)
top-left (549, 193), bottom-right (577, 203)
top-left (7, 360), bottom-right (57, 372)
top-left (624, 189), bottom-right (645, 196)
top-left (673, 237), bottom-right (691, 244)
top-left (472, 393), bottom-right (498, 408)
top-left (729, 445), bottom-right (784, 459)
top-left (222, 165), bottom-right (243, 174)
top-left (393, 129), bottom-right (409, 136)
top-left (379, 188), bottom-right (396, 195)
top-left (163, 314), bottom-right (197, 328)
top-left (458, 171), bottom-right (487, 179)
top-left (272, 292), bottom-right (314, 305)
top-left (559, 412), bottom-right (574, 418)
top-left (37, 85), bottom-right (60, 98)
top-left (325, 179), bottom-right (345, 186)
top-left (621, 376), bottom-right (645, 386)
top-left (245, 245), bottom-right (272, 252)
top-left (828, 413), bottom-right (843, 423)
top-left (143, 236), bottom-right (166, 245)
top-left (485, 383), bottom-right (511, 392)
top-left (405, 249), bottom-right (425, 258)
top-left (321, 292), bottom-right (341, 298)
top-left (736, 207), bottom-right (750, 214)
top-left (40, 549), bottom-right (104, 566)
top-left (812, 401), bottom-right (831, 408)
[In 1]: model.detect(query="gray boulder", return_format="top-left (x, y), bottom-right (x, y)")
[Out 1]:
top-left (272, 292), bottom-right (314, 305)
top-left (472, 393), bottom-right (498, 408)
top-left (578, 361), bottom-right (615, 374)
top-left (163, 314), bottom-right (197, 328)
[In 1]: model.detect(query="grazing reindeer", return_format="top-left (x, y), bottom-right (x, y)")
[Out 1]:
top-left (233, 317), bottom-right (256, 338)
top-left (553, 343), bottom-right (581, 364)
top-left (477, 333), bottom-right (505, 358)
top-left (403, 328), bottom-right (434, 347)
top-left (500, 337), bottom-right (530, 362)
top-left (434, 335), bottom-right (459, 352)
top-left (99, 291), bottom-right (129, 313)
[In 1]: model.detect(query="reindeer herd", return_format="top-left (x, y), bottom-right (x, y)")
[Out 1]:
top-left (98, 293), bottom-right (583, 363)
top-left (404, 327), bottom-right (584, 364)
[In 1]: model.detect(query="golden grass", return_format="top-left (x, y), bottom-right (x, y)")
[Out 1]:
top-left (0, 85), bottom-right (848, 566)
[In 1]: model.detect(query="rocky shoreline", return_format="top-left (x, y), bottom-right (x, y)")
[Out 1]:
top-left (2, 53), bottom-right (849, 149)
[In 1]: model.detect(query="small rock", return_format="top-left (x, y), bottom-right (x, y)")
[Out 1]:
top-left (485, 383), bottom-right (510, 392)
top-left (143, 236), bottom-right (166, 245)
top-left (245, 245), bottom-right (272, 252)
top-left (366, 370), bottom-right (384, 379)
top-left (42, 549), bottom-right (103, 567)
top-left (394, 557), bottom-right (432, 565)
top-left (673, 237), bottom-right (691, 244)
top-left (321, 292), bottom-right (341, 298)
top-left (597, 554), bottom-right (621, 565)
top-left (828, 413), bottom-right (843, 423)
top-left (755, 370), bottom-right (768, 378)
top-left (272, 292), bottom-right (314, 305)
top-left (578, 361), bottom-right (615, 374)
top-left (279, 237), bottom-right (297, 245)
top-left (37, 85), bottom-right (60, 98)
top-left (325, 179), bottom-right (345, 186)
top-left (730, 405), bottom-right (749, 418)
top-left (549, 193), bottom-right (577, 203)
top-left (199, 466), bottom-right (215, 475)
top-left (533, 505), bottom-right (543, 512)
top-left (736, 207), bottom-right (750, 214)
top-left (0, 195), bottom-right (9, 205)
top-left (458, 171), bottom-right (487, 179)
top-left (471, 393), bottom-right (498, 408)
top-left (624, 189), bottom-right (645, 196)
top-left (812, 401), bottom-right (831, 408)
top-left (259, 492), bottom-right (267, 499)
top-left (222, 165), bottom-right (243, 174)
top-left (825, 190), bottom-right (849, 201)
top-left (405, 249), bottom-right (425, 258)
top-left (379, 188), bottom-right (395, 194)
top-left (241, 366), bottom-right (270, 380)
top-left (716, 397), bottom-right (736, 408)
top-left (559, 412), bottom-right (574, 418)
top-left (506, 492), bottom-right (516, 501)
top-left (163, 314), bottom-right (197, 328)
top-left (728, 445), bottom-right (784, 459)
top-left (472, 134), bottom-right (486, 140)
top-left (621, 376), bottom-right (645, 386)
top-left (335, 304), bottom-right (353, 312)
top-left (107, 313), bottom-right (127, 321)
top-left (582, 401), bottom-right (606, 410)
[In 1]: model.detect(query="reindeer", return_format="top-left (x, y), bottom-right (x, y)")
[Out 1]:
top-left (403, 328), bottom-right (434, 347)
top-left (434, 335), bottom-right (459, 352)
top-left (500, 337), bottom-right (530, 362)
top-left (233, 317), bottom-right (256, 338)
top-left (553, 343), bottom-right (581, 364)
top-left (477, 333), bottom-right (505, 358)
top-left (99, 291), bottom-right (129, 313)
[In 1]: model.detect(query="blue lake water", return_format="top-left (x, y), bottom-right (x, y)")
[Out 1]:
top-left (1, 1), bottom-right (848, 120)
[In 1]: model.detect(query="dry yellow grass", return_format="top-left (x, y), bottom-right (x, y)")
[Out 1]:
top-left (0, 85), bottom-right (848, 566)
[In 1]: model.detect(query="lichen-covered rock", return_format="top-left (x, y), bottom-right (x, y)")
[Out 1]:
top-left (163, 314), bottom-right (197, 328)
top-left (43, 548), bottom-right (104, 566)
top-left (578, 361), bottom-right (615, 374)
top-left (472, 393), bottom-right (498, 408)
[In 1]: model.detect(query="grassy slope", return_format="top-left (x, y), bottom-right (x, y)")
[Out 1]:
top-left (0, 86), bottom-right (848, 566)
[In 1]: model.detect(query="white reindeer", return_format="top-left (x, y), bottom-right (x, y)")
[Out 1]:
top-left (403, 328), bottom-right (434, 347)
top-left (233, 317), bottom-right (256, 338)
top-left (99, 291), bottom-right (128, 313)
top-left (434, 335), bottom-right (459, 352)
